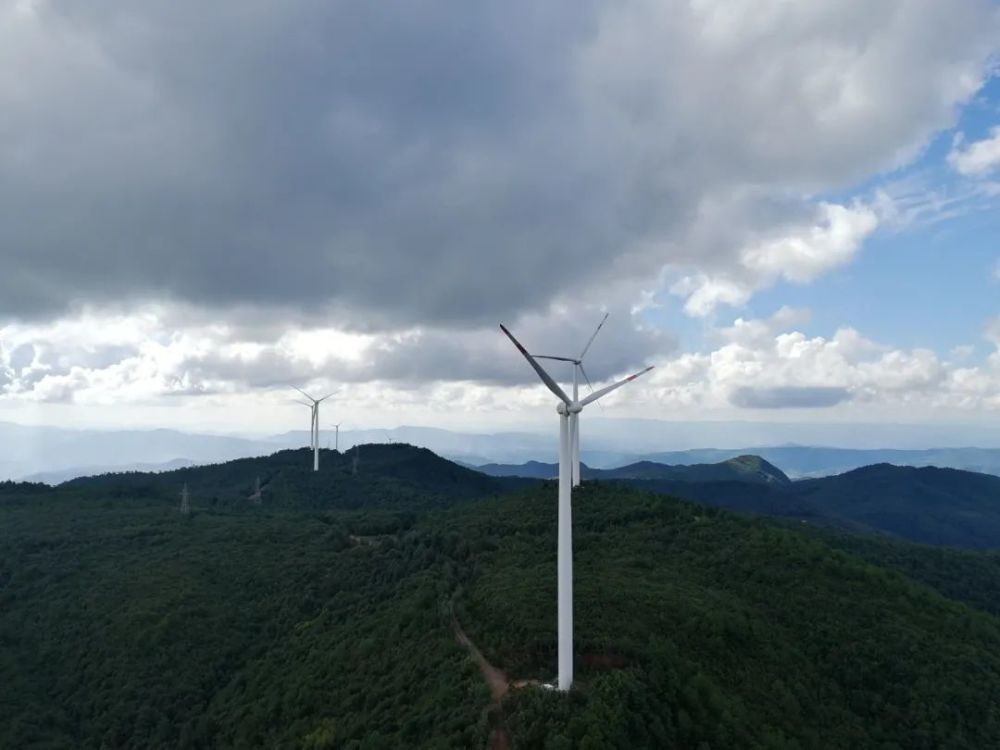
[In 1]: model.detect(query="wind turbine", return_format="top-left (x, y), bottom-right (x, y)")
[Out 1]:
top-left (293, 387), bottom-right (336, 472)
top-left (329, 423), bottom-right (341, 451)
top-left (501, 322), bottom-right (653, 692)
top-left (532, 313), bottom-right (609, 487)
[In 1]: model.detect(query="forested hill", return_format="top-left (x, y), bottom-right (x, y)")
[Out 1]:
top-left (51, 444), bottom-right (529, 510)
top-left (792, 463), bottom-right (1000, 548)
top-left (16, 443), bottom-right (1000, 548)
top-left (5, 478), bottom-right (1000, 747)
top-left (478, 455), bottom-right (1000, 549)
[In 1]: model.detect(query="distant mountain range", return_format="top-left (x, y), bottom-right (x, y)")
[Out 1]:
top-left (476, 454), bottom-right (791, 485)
top-left (3, 419), bottom-right (1000, 483)
top-left (24, 458), bottom-right (198, 485)
top-left (626, 446), bottom-right (1000, 479)
top-left (474, 454), bottom-right (1000, 549)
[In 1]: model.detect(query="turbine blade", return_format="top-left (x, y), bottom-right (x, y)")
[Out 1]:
top-left (316, 391), bottom-right (338, 403)
top-left (578, 363), bottom-right (604, 411)
top-left (534, 355), bottom-right (578, 363)
top-left (293, 385), bottom-right (317, 402)
top-left (292, 399), bottom-right (312, 407)
top-left (578, 312), bottom-right (609, 361)
top-left (500, 324), bottom-right (571, 404)
top-left (579, 365), bottom-right (653, 407)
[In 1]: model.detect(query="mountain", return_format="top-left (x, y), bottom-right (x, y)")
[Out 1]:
top-left (61, 444), bottom-right (527, 511)
top-left (603, 454), bottom-right (790, 484)
top-left (5, 464), bottom-right (1000, 747)
top-left (605, 462), bottom-right (1000, 549)
top-left (478, 454), bottom-right (791, 485)
top-left (477, 460), bottom-right (560, 479)
top-left (791, 463), bottom-right (1000, 548)
top-left (0, 421), bottom-right (277, 481)
top-left (634, 446), bottom-right (1000, 478)
top-left (22, 442), bottom-right (1000, 549)
top-left (475, 453), bottom-right (1000, 549)
top-left (5, 418), bottom-right (1000, 482)
top-left (23, 458), bottom-right (197, 485)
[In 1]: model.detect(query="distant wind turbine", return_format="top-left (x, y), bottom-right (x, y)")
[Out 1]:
top-left (329, 423), bottom-right (341, 451)
top-left (501, 322), bottom-right (653, 692)
top-left (533, 312), bottom-right (609, 487)
top-left (293, 387), bottom-right (337, 472)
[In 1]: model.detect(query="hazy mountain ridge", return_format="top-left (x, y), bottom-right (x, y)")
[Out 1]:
top-left (634, 446), bottom-right (1000, 479)
top-left (24, 458), bottom-right (198, 486)
top-left (477, 454), bottom-right (791, 485)
top-left (5, 419), bottom-right (1000, 482)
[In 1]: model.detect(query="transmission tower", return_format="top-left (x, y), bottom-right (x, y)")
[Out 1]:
top-left (249, 476), bottom-right (263, 506)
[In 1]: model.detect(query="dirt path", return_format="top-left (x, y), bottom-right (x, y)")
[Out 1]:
top-left (453, 615), bottom-right (509, 701)
top-left (451, 613), bottom-right (511, 750)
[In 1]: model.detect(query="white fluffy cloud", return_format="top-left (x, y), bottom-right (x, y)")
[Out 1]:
top-left (2, 307), bottom-right (998, 425)
top-left (631, 309), bottom-right (1000, 414)
top-left (0, 301), bottom-right (669, 404)
top-left (672, 202), bottom-right (879, 316)
top-left (949, 126), bottom-right (1000, 175)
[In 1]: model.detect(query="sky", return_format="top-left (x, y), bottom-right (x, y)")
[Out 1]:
top-left (0, 0), bottom-right (998, 441)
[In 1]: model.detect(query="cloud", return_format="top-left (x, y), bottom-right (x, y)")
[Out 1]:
top-left (948, 126), bottom-right (1000, 175)
top-left (671, 201), bottom-right (878, 316)
top-left (0, 301), bottom-right (670, 403)
top-left (0, 0), bottom-right (995, 330)
top-left (729, 385), bottom-right (850, 409)
top-left (987, 316), bottom-right (1000, 347)
top-left (2, 305), bottom-right (998, 419)
top-left (634, 314), bottom-right (1000, 414)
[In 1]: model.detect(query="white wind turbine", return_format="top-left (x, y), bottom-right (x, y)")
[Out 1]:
top-left (501, 322), bottom-right (653, 692)
top-left (532, 312), bottom-right (609, 487)
top-left (293, 387), bottom-right (336, 472)
top-left (329, 423), bottom-right (341, 451)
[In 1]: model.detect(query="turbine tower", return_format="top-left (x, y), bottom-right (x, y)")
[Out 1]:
top-left (293, 387), bottom-right (336, 472)
top-left (330, 423), bottom-right (341, 451)
top-left (501, 322), bottom-right (652, 691)
top-left (533, 313), bottom-right (609, 487)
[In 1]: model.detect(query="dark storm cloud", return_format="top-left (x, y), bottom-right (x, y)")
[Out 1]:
top-left (0, 0), bottom-right (995, 332)
top-left (729, 386), bottom-right (850, 409)
top-left (1, 1), bottom-right (627, 326)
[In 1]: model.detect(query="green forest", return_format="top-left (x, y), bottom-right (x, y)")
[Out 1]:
top-left (3, 446), bottom-right (1000, 748)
